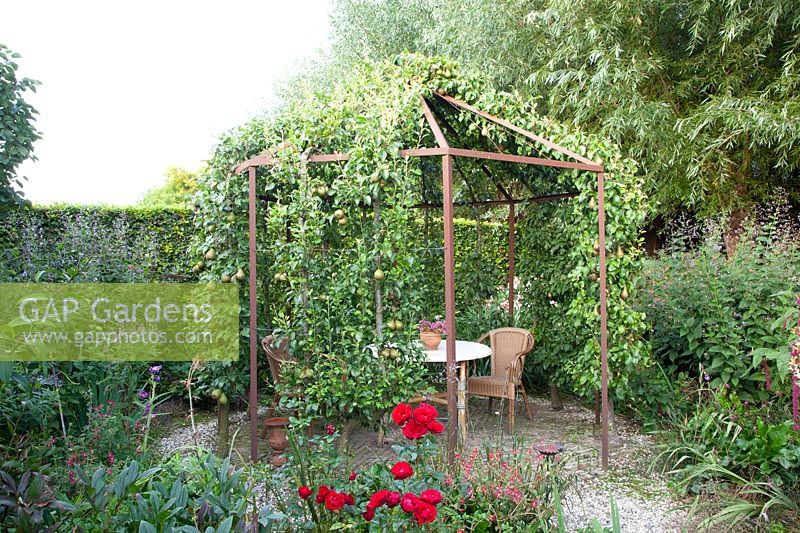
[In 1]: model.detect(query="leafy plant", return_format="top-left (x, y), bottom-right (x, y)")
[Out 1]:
top-left (0, 44), bottom-right (39, 215)
top-left (262, 403), bottom-right (450, 531)
top-left (635, 207), bottom-right (800, 399)
top-left (451, 442), bottom-right (571, 530)
top-left (0, 470), bottom-right (74, 532)
top-left (0, 205), bottom-right (193, 283)
top-left (261, 402), bottom-right (569, 531)
top-left (653, 378), bottom-right (800, 527)
top-left (53, 453), bottom-right (254, 532)
top-left (673, 462), bottom-right (799, 530)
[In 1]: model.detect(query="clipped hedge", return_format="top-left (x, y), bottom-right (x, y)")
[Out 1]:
top-left (420, 216), bottom-right (510, 315)
top-left (0, 205), bottom-right (194, 282)
top-left (0, 204), bottom-right (507, 293)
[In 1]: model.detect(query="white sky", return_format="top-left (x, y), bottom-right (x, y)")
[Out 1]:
top-left (1, 1), bottom-right (332, 205)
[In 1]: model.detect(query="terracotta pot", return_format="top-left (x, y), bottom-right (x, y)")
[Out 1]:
top-left (264, 416), bottom-right (289, 466)
top-left (419, 332), bottom-right (442, 350)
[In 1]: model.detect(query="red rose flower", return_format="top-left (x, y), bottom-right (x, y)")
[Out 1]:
top-left (368, 489), bottom-right (391, 509)
top-left (401, 492), bottom-right (420, 513)
top-left (298, 485), bottom-right (313, 499)
top-left (412, 403), bottom-right (438, 425)
top-left (427, 419), bottom-right (445, 434)
top-left (363, 508), bottom-right (375, 521)
top-left (348, 471), bottom-right (357, 481)
top-left (413, 501), bottom-right (438, 524)
top-left (344, 493), bottom-right (355, 506)
top-left (391, 461), bottom-right (414, 480)
top-left (326, 424), bottom-right (336, 435)
top-left (316, 485), bottom-right (330, 504)
top-left (420, 489), bottom-right (442, 505)
top-left (386, 491), bottom-right (402, 507)
top-left (402, 419), bottom-right (428, 440)
top-left (325, 491), bottom-right (346, 511)
top-left (391, 403), bottom-right (413, 426)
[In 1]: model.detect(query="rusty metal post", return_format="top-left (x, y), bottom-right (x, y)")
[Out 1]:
top-left (597, 170), bottom-right (609, 469)
top-left (442, 155), bottom-right (458, 457)
top-left (508, 202), bottom-right (515, 321)
top-left (247, 166), bottom-right (259, 463)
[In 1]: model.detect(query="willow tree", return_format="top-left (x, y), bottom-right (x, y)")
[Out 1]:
top-left (328, 0), bottom-right (800, 222)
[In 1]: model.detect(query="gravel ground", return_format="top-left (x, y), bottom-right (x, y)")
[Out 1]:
top-left (155, 409), bottom-right (252, 457)
top-left (562, 473), bottom-right (689, 532)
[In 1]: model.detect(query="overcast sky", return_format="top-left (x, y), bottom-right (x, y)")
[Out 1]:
top-left (2, 1), bottom-right (331, 205)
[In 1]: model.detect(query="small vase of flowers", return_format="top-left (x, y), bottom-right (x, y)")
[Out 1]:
top-left (419, 317), bottom-right (446, 350)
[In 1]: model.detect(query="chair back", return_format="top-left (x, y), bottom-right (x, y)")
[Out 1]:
top-left (486, 327), bottom-right (535, 383)
top-left (262, 335), bottom-right (295, 385)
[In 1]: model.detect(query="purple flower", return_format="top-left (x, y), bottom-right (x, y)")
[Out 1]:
top-left (144, 403), bottom-right (151, 414)
top-left (704, 373), bottom-right (711, 382)
top-left (153, 375), bottom-right (161, 382)
top-left (148, 365), bottom-right (162, 375)
top-left (419, 318), bottom-right (446, 334)
top-left (138, 390), bottom-right (149, 400)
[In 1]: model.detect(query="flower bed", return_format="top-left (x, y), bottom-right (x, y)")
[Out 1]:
top-left (260, 402), bottom-right (568, 531)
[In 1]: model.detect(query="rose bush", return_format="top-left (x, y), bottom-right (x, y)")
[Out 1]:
top-left (260, 403), bottom-right (569, 532)
top-left (262, 403), bottom-right (448, 531)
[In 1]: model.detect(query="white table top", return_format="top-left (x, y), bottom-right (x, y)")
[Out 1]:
top-left (424, 339), bottom-right (491, 363)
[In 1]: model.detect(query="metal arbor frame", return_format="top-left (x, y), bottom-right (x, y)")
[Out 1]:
top-left (234, 93), bottom-right (612, 469)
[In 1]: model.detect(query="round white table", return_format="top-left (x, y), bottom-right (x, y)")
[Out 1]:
top-left (418, 340), bottom-right (491, 443)
top-left (423, 339), bottom-right (491, 363)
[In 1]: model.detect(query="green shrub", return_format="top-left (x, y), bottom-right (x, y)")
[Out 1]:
top-left (653, 380), bottom-right (799, 528)
top-left (0, 206), bottom-right (193, 459)
top-left (635, 209), bottom-right (800, 400)
top-left (0, 362), bottom-right (147, 451)
top-left (2, 452), bottom-right (256, 532)
top-left (637, 203), bottom-right (800, 527)
top-left (0, 204), bottom-right (193, 282)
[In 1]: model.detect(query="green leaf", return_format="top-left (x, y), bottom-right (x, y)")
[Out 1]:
top-left (139, 522), bottom-right (157, 533)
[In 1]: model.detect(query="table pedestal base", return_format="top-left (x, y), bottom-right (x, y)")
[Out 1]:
top-left (408, 361), bottom-right (468, 445)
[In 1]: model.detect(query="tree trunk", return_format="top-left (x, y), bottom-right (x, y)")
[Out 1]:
top-left (723, 206), bottom-right (747, 258)
top-left (373, 200), bottom-right (383, 336)
top-left (608, 397), bottom-right (620, 445)
top-left (594, 390), bottom-right (601, 425)
top-left (338, 419), bottom-right (356, 453)
top-left (550, 383), bottom-right (563, 411)
top-left (377, 412), bottom-right (387, 446)
top-left (217, 400), bottom-right (230, 457)
top-left (724, 142), bottom-right (751, 258)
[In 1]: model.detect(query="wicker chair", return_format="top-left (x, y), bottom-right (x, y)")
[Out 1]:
top-left (467, 327), bottom-right (535, 433)
top-left (261, 335), bottom-right (297, 435)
